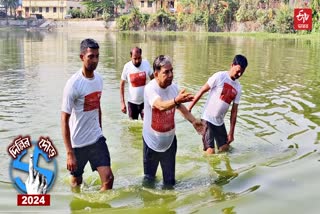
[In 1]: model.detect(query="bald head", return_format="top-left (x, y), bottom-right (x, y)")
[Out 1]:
top-left (130, 47), bottom-right (142, 67)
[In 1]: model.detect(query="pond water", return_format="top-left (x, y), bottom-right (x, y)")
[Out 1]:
top-left (0, 28), bottom-right (320, 213)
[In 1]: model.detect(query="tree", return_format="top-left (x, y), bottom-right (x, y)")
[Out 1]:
top-left (0, 0), bottom-right (19, 17)
top-left (82, 0), bottom-right (125, 17)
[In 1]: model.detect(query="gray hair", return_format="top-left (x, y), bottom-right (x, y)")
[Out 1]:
top-left (153, 55), bottom-right (172, 72)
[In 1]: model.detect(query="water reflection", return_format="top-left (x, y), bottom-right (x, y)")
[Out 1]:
top-left (0, 29), bottom-right (320, 213)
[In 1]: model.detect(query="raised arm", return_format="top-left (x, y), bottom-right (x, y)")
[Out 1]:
top-left (187, 83), bottom-right (210, 112)
top-left (153, 88), bottom-right (193, 111)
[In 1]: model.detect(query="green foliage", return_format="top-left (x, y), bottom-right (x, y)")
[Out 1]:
top-left (256, 8), bottom-right (273, 25)
top-left (114, 0), bottom-right (318, 34)
top-left (1, 0), bottom-right (19, 17)
top-left (215, 2), bottom-right (234, 31)
top-left (274, 4), bottom-right (294, 34)
top-left (116, 7), bottom-right (150, 31)
top-left (82, 0), bottom-right (125, 17)
top-left (148, 9), bottom-right (177, 31)
top-left (117, 14), bottom-right (131, 30)
top-left (236, 4), bottom-right (256, 22)
top-left (68, 9), bottom-right (82, 18)
top-left (311, 0), bottom-right (320, 32)
top-left (204, 12), bottom-right (218, 32)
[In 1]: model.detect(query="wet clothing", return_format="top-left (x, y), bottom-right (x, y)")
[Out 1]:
top-left (128, 101), bottom-right (144, 120)
top-left (121, 59), bottom-right (153, 104)
top-left (143, 136), bottom-right (177, 186)
top-left (201, 71), bottom-right (242, 149)
top-left (202, 121), bottom-right (228, 150)
top-left (143, 79), bottom-right (179, 185)
top-left (61, 69), bottom-right (103, 148)
top-left (202, 71), bottom-right (241, 126)
top-left (71, 136), bottom-right (111, 176)
top-left (143, 79), bottom-right (179, 152)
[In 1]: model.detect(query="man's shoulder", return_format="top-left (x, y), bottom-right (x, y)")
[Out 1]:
top-left (142, 59), bottom-right (150, 64)
top-left (124, 60), bottom-right (133, 67)
top-left (66, 70), bottom-right (82, 84)
top-left (94, 71), bottom-right (103, 80)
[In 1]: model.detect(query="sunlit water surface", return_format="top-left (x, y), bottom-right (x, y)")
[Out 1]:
top-left (0, 28), bottom-right (319, 214)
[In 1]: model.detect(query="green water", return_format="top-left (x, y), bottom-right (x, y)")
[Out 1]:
top-left (0, 28), bottom-right (320, 214)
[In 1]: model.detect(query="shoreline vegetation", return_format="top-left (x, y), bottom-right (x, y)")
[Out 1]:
top-left (1, 24), bottom-right (319, 41)
top-left (80, 1), bottom-right (319, 35)
top-left (1, 1), bottom-right (320, 35)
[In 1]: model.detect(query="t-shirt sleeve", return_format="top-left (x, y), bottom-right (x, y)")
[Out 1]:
top-left (207, 72), bottom-right (219, 89)
top-left (145, 84), bottom-right (160, 107)
top-left (61, 80), bottom-right (76, 114)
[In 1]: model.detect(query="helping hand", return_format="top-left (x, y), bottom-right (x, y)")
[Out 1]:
top-left (175, 89), bottom-right (194, 104)
top-left (25, 154), bottom-right (47, 194)
top-left (192, 119), bottom-right (206, 135)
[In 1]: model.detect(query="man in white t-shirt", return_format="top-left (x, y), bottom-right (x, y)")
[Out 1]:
top-left (143, 55), bottom-right (204, 187)
top-left (188, 55), bottom-right (248, 154)
top-left (120, 47), bottom-right (154, 120)
top-left (61, 38), bottom-right (114, 191)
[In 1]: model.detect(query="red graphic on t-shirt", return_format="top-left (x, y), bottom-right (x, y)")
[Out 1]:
top-left (220, 83), bottom-right (237, 104)
top-left (130, 72), bottom-right (146, 87)
top-left (151, 108), bottom-right (175, 132)
top-left (84, 91), bottom-right (101, 111)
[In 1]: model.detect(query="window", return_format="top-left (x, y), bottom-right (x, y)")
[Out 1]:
top-left (39, 7), bottom-right (42, 13)
top-left (60, 7), bottom-right (63, 13)
top-left (25, 7), bottom-right (29, 12)
top-left (148, 1), bottom-right (152, 7)
top-left (141, 1), bottom-right (144, 7)
top-left (32, 7), bottom-right (35, 13)
top-left (53, 7), bottom-right (57, 13)
top-left (46, 7), bottom-right (49, 13)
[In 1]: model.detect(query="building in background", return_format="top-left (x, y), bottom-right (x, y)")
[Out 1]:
top-left (21, 0), bottom-right (84, 19)
top-left (129, 0), bottom-right (176, 14)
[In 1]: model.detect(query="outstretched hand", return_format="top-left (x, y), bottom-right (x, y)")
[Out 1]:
top-left (175, 88), bottom-right (194, 104)
top-left (25, 154), bottom-right (47, 194)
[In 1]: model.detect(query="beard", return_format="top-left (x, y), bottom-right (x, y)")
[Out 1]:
top-left (86, 63), bottom-right (97, 72)
top-left (133, 62), bottom-right (141, 68)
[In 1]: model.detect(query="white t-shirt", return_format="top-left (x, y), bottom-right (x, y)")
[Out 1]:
top-left (143, 79), bottom-right (179, 152)
top-left (202, 71), bottom-right (242, 126)
top-left (61, 69), bottom-right (103, 148)
top-left (121, 59), bottom-right (153, 104)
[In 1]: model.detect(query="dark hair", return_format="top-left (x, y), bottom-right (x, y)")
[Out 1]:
top-left (153, 55), bottom-right (172, 72)
top-left (130, 47), bottom-right (142, 56)
top-left (80, 38), bottom-right (99, 54)
top-left (233, 55), bottom-right (248, 69)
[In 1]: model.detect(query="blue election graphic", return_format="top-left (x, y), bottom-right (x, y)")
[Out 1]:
top-left (9, 141), bottom-right (57, 193)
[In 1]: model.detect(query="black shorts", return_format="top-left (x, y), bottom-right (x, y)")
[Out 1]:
top-left (71, 136), bottom-right (111, 177)
top-left (128, 101), bottom-right (144, 120)
top-left (143, 136), bottom-right (177, 186)
top-left (202, 121), bottom-right (227, 151)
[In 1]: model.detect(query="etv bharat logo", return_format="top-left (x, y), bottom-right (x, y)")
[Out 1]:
top-left (294, 8), bottom-right (312, 30)
top-left (7, 136), bottom-right (58, 205)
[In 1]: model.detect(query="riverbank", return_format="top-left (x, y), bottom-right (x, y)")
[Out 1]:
top-left (1, 19), bottom-right (319, 40)
top-left (0, 19), bottom-right (116, 31)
